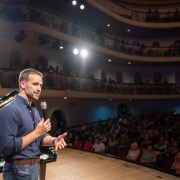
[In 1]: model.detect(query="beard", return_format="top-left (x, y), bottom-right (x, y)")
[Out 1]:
top-left (26, 90), bottom-right (41, 101)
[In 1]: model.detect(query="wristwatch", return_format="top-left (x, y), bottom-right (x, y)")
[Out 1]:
top-left (53, 138), bottom-right (57, 144)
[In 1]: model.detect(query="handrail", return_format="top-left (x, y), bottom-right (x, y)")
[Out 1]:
top-left (1, 70), bottom-right (180, 96)
top-left (1, 3), bottom-right (180, 59)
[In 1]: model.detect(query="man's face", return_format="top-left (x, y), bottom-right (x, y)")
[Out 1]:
top-left (21, 74), bottom-right (43, 101)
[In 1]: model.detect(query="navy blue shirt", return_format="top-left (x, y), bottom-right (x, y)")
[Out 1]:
top-left (0, 95), bottom-right (48, 159)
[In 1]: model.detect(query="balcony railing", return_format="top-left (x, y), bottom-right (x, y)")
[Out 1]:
top-left (1, 70), bottom-right (180, 95)
top-left (95, 0), bottom-right (180, 23)
top-left (1, 3), bottom-right (180, 59)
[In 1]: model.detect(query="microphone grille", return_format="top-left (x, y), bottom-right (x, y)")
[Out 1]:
top-left (40, 101), bottom-right (47, 109)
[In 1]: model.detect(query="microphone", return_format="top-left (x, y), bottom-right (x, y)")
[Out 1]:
top-left (40, 101), bottom-right (48, 120)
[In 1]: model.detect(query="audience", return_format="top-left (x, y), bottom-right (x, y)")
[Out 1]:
top-left (65, 111), bottom-right (180, 176)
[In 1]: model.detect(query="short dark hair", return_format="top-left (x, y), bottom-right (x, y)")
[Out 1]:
top-left (18, 68), bottom-right (43, 88)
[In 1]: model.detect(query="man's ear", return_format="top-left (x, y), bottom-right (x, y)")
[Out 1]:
top-left (20, 81), bottom-right (26, 90)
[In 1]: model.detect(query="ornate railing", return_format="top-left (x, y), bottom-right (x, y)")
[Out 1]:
top-left (95, 0), bottom-right (180, 23)
top-left (1, 70), bottom-right (180, 95)
top-left (1, 3), bottom-right (180, 59)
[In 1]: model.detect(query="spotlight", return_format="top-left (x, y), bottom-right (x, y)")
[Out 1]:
top-left (38, 35), bottom-right (50, 45)
top-left (80, 4), bottom-right (85, 10)
top-left (72, 0), bottom-right (77, 5)
top-left (15, 30), bottom-right (27, 44)
top-left (73, 48), bottom-right (79, 55)
top-left (80, 49), bottom-right (87, 57)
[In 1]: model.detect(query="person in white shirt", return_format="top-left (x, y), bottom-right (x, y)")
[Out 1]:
top-left (92, 137), bottom-right (105, 153)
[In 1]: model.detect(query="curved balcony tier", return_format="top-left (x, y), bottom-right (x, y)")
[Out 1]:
top-left (1, 3), bottom-right (180, 64)
top-left (1, 70), bottom-right (180, 100)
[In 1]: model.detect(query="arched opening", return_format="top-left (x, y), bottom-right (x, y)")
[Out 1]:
top-left (9, 50), bottom-right (23, 69)
top-left (101, 69), bottom-right (107, 81)
top-left (50, 109), bottom-right (67, 136)
top-left (154, 72), bottom-right (162, 84)
top-left (175, 71), bottom-right (180, 83)
top-left (134, 72), bottom-right (141, 84)
top-left (116, 71), bottom-right (123, 83)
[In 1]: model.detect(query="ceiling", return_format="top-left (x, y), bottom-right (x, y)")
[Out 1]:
top-left (28, 0), bottom-right (180, 66)
top-left (34, 0), bottom-right (180, 37)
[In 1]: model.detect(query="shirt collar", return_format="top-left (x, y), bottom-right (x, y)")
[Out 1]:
top-left (15, 94), bottom-right (36, 108)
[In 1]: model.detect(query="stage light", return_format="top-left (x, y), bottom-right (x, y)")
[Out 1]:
top-left (15, 30), bottom-right (27, 44)
top-left (80, 49), bottom-right (87, 57)
top-left (80, 4), bottom-right (85, 10)
top-left (73, 48), bottom-right (79, 55)
top-left (38, 35), bottom-right (50, 45)
top-left (72, 0), bottom-right (77, 5)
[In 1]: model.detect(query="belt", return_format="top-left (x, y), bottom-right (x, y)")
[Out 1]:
top-left (6, 157), bottom-right (40, 165)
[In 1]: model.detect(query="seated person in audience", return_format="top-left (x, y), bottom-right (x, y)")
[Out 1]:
top-left (53, 128), bottom-right (62, 137)
top-left (106, 133), bottom-right (118, 150)
top-left (154, 136), bottom-right (167, 156)
top-left (140, 134), bottom-right (152, 152)
top-left (166, 141), bottom-right (180, 157)
top-left (126, 142), bottom-right (140, 161)
top-left (128, 127), bottom-right (140, 142)
top-left (64, 131), bottom-right (74, 147)
top-left (148, 125), bottom-right (159, 141)
top-left (171, 151), bottom-right (180, 174)
top-left (73, 135), bottom-right (83, 149)
top-left (81, 121), bottom-right (87, 132)
top-left (83, 136), bottom-right (94, 151)
top-left (92, 137), bottom-right (105, 153)
top-left (140, 144), bottom-right (157, 166)
top-left (118, 134), bottom-right (130, 148)
top-left (96, 133), bottom-right (108, 147)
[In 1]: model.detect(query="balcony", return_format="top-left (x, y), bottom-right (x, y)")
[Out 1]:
top-left (1, 3), bottom-right (180, 64)
top-left (1, 70), bottom-right (180, 99)
top-left (87, 0), bottom-right (180, 28)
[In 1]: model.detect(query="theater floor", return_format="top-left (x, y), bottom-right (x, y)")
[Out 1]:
top-left (0, 148), bottom-right (179, 180)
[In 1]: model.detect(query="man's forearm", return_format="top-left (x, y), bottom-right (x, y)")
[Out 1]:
top-left (21, 130), bottom-right (40, 149)
top-left (42, 135), bottom-right (55, 146)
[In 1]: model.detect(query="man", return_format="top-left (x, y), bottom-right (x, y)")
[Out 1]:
top-left (92, 137), bottom-right (105, 153)
top-left (0, 68), bottom-right (67, 180)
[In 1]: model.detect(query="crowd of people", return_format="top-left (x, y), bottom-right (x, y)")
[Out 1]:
top-left (62, 112), bottom-right (180, 175)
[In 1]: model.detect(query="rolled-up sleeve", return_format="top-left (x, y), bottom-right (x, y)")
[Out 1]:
top-left (0, 106), bottom-right (23, 157)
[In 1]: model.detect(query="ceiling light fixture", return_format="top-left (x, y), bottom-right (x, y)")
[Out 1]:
top-left (107, 24), bottom-right (110, 27)
top-left (80, 49), bottom-right (88, 57)
top-left (72, 0), bottom-right (77, 5)
top-left (108, 59), bottom-right (111, 62)
top-left (73, 48), bottom-right (79, 55)
top-left (80, 4), bottom-right (85, 10)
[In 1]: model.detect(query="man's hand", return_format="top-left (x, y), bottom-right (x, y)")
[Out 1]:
top-left (35, 118), bottom-right (51, 137)
top-left (54, 133), bottom-right (67, 151)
